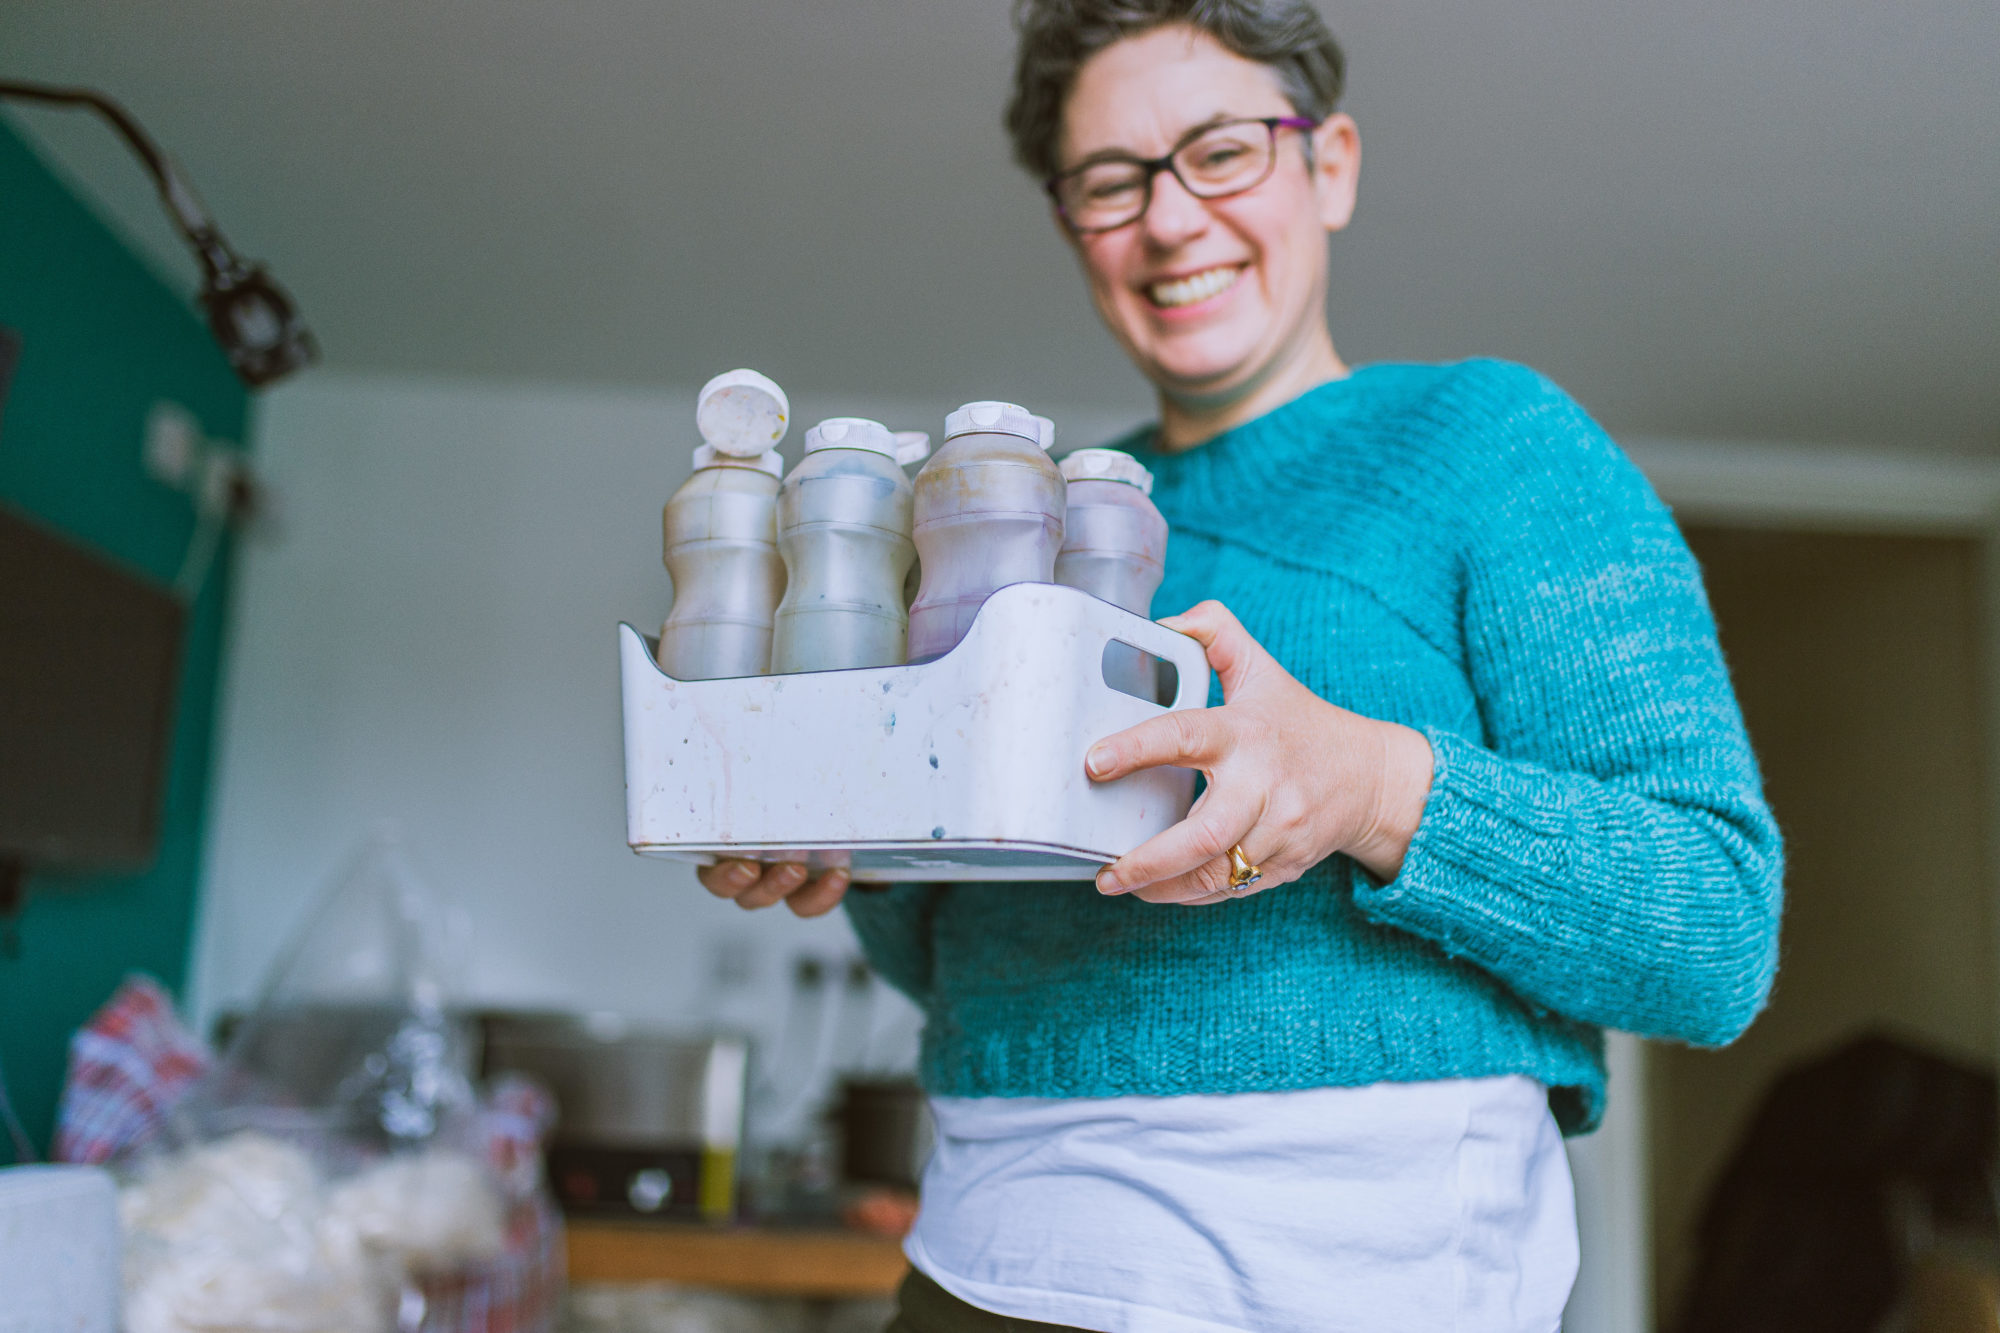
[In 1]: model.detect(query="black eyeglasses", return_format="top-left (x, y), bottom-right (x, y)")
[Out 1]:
top-left (1045, 116), bottom-right (1319, 234)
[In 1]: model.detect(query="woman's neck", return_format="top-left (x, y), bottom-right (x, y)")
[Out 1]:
top-left (1154, 326), bottom-right (1348, 453)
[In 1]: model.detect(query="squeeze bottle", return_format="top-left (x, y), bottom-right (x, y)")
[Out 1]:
top-left (1056, 447), bottom-right (1168, 698)
top-left (906, 401), bottom-right (1066, 663)
top-left (770, 417), bottom-right (929, 673)
top-left (655, 369), bottom-right (788, 680)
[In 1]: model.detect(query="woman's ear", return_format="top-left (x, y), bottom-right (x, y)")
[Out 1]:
top-left (1312, 113), bottom-right (1360, 233)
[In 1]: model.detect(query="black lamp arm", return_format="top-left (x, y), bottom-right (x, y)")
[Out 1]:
top-left (0, 78), bottom-right (316, 387)
top-left (0, 82), bottom-right (232, 266)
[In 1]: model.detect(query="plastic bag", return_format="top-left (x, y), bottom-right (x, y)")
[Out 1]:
top-left (173, 827), bottom-right (477, 1154)
top-left (117, 829), bottom-right (513, 1333)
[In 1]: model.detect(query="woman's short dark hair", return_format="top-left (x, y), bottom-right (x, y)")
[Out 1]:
top-left (1006, 0), bottom-right (1347, 179)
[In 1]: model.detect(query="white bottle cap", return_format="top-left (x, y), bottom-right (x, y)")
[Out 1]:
top-left (1059, 447), bottom-right (1155, 496)
top-left (696, 368), bottom-right (789, 458)
top-left (944, 400), bottom-right (1048, 449)
top-left (803, 417), bottom-right (898, 457)
top-left (894, 431), bottom-right (932, 466)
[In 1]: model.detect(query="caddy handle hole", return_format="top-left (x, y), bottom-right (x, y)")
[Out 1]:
top-left (1102, 639), bottom-right (1178, 707)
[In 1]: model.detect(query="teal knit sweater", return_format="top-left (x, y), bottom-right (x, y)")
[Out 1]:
top-left (845, 359), bottom-right (1783, 1133)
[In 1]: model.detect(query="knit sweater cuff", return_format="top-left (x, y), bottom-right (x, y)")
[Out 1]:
top-left (1351, 727), bottom-right (1566, 982)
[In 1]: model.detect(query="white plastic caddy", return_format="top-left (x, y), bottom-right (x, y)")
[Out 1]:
top-left (620, 582), bottom-right (1211, 881)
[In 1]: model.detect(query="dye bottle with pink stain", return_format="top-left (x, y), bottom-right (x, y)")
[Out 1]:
top-left (905, 401), bottom-right (1066, 663)
top-left (655, 369), bottom-right (789, 680)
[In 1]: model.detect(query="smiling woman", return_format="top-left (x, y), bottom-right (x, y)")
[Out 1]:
top-left (700, 3), bottom-right (1785, 1331)
top-left (1035, 21), bottom-right (1358, 445)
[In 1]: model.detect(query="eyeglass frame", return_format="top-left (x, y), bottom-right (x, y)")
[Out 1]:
top-left (1044, 115), bottom-right (1322, 234)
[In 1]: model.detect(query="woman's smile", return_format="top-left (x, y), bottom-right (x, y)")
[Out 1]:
top-left (1145, 262), bottom-right (1246, 311)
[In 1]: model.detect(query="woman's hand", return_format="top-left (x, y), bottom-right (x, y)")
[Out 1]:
top-left (697, 860), bottom-right (850, 917)
top-left (1087, 601), bottom-right (1436, 905)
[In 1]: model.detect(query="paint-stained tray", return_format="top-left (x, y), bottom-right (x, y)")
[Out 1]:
top-left (620, 582), bottom-right (1209, 881)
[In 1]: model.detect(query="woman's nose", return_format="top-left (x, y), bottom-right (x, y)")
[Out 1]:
top-left (1142, 169), bottom-right (1211, 247)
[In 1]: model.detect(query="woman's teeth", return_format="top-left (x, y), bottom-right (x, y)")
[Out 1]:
top-left (1147, 266), bottom-right (1241, 309)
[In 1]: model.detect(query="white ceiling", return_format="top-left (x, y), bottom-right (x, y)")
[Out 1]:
top-left (4, 0), bottom-right (1996, 445)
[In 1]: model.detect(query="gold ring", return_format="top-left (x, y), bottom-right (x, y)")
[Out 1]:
top-left (1226, 845), bottom-right (1263, 894)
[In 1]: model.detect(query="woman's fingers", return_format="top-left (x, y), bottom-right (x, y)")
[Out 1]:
top-left (1137, 850), bottom-right (1280, 905)
top-left (1087, 705), bottom-right (1232, 783)
top-left (786, 869), bottom-right (850, 918)
top-left (1129, 850), bottom-right (1234, 903)
top-left (700, 859), bottom-right (847, 915)
top-left (1097, 788), bottom-right (1260, 896)
top-left (698, 859), bottom-right (762, 898)
top-left (1157, 600), bottom-right (1272, 701)
top-left (697, 859), bottom-right (806, 910)
top-left (737, 862), bottom-right (811, 909)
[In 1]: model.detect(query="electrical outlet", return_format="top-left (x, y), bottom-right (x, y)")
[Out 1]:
top-left (143, 398), bottom-right (270, 600)
top-left (145, 399), bottom-right (264, 527)
top-left (196, 450), bottom-right (241, 515)
top-left (144, 401), bottom-right (205, 488)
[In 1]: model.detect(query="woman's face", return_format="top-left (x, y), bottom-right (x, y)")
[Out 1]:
top-left (1056, 26), bottom-right (1358, 404)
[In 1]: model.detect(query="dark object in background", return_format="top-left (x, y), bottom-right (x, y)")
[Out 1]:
top-left (0, 81), bottom-right (316, 388)
top-left (0, 508), bottom-right (185, 904)
top-left (543, 1142), bottom-right (705, 1220)
top-left (479, 1012), bottom-right (746, 1223)
top-left (1672, 1033), bottom-right (1998, 1333)
top-left (837, 1078), bottom-right (932, 1191)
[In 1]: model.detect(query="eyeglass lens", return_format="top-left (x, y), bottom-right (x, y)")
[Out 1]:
top-left (1058, 121), bottom-right (1280, 232)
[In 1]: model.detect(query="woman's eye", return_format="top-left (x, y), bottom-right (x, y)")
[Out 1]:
top-left (1083, 175), bottom-right (1142, 203)
top-left (1193, 144), bottom-right (1249, 172)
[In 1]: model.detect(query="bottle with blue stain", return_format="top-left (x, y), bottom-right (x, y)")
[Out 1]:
top-left (770, 417), bottom-right (928, 673)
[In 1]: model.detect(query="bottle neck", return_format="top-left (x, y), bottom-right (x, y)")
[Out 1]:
top-left (693, 444), bottom-right (783, 477)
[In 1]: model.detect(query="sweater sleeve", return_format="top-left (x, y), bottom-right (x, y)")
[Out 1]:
top-left (842, 883), bottom-right (941, 1007)
top-left (1351, 369), bottom-right (1783, 1047)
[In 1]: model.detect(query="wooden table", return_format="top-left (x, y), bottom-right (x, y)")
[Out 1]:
top-left (565, 1220), bottom-right (908, 1298)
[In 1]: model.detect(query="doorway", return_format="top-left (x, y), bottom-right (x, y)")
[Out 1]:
top-left (1648, 525), bottom-right (1995, 1325)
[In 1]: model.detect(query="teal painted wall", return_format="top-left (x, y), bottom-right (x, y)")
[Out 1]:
top-left (0, 117), bottom-right (250, 1156)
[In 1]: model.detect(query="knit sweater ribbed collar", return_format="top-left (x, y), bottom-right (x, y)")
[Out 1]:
top-left (1121, 366), bottom-right (1385, 539)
